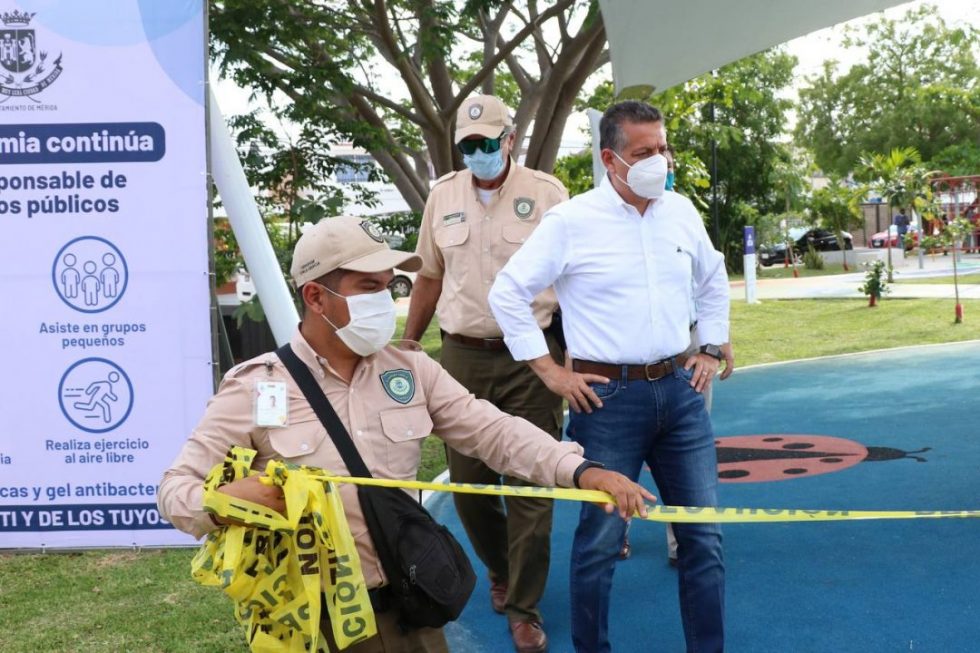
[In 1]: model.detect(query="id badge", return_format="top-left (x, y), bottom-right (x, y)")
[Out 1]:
top-left (255, 381), bottom-right (288, 428)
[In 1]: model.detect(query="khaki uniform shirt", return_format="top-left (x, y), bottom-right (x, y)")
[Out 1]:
top-left (416, 162), bottom-right (568, 338)
top-left (158, 330), bottom-right (585, 589)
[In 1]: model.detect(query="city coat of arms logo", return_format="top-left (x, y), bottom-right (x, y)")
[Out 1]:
top-left (0, 10), bottom-right (63, 101)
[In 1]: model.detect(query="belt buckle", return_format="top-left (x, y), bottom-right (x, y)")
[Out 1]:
top-left (644, 359), bottom-right (671, 381)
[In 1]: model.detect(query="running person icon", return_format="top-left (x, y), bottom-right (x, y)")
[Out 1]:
top-left (72, 371), bottom-right (121, 424)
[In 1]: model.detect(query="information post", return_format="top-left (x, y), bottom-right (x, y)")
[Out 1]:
top-left (0, 2), bottom-right (211, 547)
top-left (743, 226), bottom-right (758, 304)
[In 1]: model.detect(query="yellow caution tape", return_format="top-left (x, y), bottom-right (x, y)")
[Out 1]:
top-left (191, 447), bottom-right (377, 652)
top-left (307, 475), bottom-right (980, 523)
top-left (192, 449), bottom-right (978, 650)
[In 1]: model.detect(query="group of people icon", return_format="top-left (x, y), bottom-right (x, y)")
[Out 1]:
top-left (59, 252), bottom-right (121, 307)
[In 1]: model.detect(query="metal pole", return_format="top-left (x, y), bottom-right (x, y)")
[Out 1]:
top-left (954, 185), bottom-right (963, 322)
top-left (208, 88), bottom-right (299, 345)
top-left (709, 102), bottom-right (720, 248)
top-left (886, 204), bottom-right (894, 283)
top-left (588, 108), bottom-right (605, 188)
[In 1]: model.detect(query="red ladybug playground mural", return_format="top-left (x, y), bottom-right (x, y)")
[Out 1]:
top-left (715, 435), bottom-right (930, 483)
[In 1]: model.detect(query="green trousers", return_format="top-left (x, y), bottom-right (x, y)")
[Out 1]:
top-left (439, 332), bottom-right (564, 623)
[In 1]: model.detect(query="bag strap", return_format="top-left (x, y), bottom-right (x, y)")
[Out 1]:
top-left (275, 343), bottom-right (372, 479)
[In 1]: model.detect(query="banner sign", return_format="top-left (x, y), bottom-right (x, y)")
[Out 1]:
top-left (743, 225), bottom-right (755, 255)
top-left (0, 1), bottom-right (210, 548)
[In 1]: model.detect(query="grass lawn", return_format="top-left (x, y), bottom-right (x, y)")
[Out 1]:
top-left (728, 262), bottom-right (859, 281)
top-left (893, 272), bottom-right (980, 285)
top-left (2, 300), bottom-right (978, 652)
top-left (755, 263), bottom-right (857, 280)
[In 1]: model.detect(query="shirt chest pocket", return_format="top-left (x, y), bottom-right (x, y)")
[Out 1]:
top-left (378, 405), bottom-right (434, 477)
top-left (266, 419), bottom-right (328, 466)
top-left (502, 222), bottom-right (535, 248)
top-left (651, 241), bottom-right (695, 287)
top-left (434, 222), bottom-right (470, 250)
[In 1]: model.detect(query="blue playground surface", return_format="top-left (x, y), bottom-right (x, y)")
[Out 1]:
top-left (431, 341), bottom-right (980, 652)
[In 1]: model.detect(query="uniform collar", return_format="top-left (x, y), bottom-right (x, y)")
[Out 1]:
top-left (290, 328), bottom-right (328, 373)
top-left (599, 173), bottom-right (669, 216)
top-left (599, 173), bottom-right (632, 211)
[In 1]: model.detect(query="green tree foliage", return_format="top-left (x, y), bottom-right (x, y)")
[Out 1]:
top-left (808, 178), bottom-right (864, 270)
top-left (858, 146), bottom-right (938, 281)
top-left (858, 147), bottom-right (937, 217)
top-left (209, 0), bottom-right (610, 214)
top-left (552, 149), bottom-right (595, 197)
top-left (796, 5), bottom-right (980, 177)
top-left (570, 48), bottom-right (799, 268)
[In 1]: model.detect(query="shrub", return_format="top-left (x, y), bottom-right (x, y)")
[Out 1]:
top-left (803, 245), bottom-right (824, 270)
top-left (859, 259), bottom-right (890, 306)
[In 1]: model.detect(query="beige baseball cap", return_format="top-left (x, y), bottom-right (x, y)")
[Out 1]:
top-left (290, 215), bottom-right (422, 287)
top-left (455, 95), bottom-right (513, 143)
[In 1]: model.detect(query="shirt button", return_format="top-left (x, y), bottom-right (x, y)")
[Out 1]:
top-left (485, 216), bottom-right (490, 221)
top-left (300, 443), bottom-right (309, 451)
top-left (407, 429), bottom-right (414, 436)
top-left (356, 430), bottom-right (363, 436)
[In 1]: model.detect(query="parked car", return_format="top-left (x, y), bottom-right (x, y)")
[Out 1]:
top-left (870, 226), bottom-right (919, 250)
top-left (388, 271), bottom-right (416, 298)
top-left (758, 228), bottom-right (853, 266)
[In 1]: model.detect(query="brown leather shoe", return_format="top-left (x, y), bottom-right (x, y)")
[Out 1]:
top-left (490, 579), bottom-right (508, 614)
top-left (509, 619), bottom-right (547, 653)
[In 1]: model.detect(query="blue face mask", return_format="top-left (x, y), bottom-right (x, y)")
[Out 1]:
top-left (665, 170), bottom-right (675, 191)
top-left (463, 149), bottom-right (506, 181)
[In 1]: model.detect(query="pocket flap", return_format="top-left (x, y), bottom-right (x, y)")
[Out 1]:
top-left (267, 419), bottom-right (326, 457)
top-left (379, 405), bottom-right (433, 443)
top-left (502, 222), bottom-right (534, 245)
top-left (434, 223), bottom-right (470, 248)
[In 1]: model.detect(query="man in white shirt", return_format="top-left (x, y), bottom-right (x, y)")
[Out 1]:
top-left (489, 101), bottom-right (730, 653)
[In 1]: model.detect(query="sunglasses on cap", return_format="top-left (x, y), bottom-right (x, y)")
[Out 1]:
top-left (457, 132), bottom-right (508, 156)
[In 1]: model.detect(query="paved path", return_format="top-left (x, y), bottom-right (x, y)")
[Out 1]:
top-left (737, 252), bottom-right (980, 301)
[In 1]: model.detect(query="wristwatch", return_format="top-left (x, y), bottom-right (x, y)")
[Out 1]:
top-left (573, 461), bottom-right (606, 488)
top-left (699, 344), bottom-right (723, 361)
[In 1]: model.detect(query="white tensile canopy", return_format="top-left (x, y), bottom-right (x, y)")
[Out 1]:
top-left (597, 0), bottom-right (909, 94)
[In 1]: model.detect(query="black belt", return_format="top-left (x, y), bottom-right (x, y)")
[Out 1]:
top-left (442, 331), bottom-right (508, 351)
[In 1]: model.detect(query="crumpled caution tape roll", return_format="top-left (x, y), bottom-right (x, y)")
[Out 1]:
top-left (191, 446), bottom-right (377, 652)
top-left (306, 475), bottom-right (980, 523)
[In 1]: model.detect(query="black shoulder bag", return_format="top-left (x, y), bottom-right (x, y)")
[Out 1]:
top-left (276, 344), bottom-right (476, 630)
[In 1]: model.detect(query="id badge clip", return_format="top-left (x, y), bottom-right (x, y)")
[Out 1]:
top-left (255, 380), bottom-right (288, 428)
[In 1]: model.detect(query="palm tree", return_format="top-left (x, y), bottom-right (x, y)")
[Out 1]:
top-left (858, 147), bottom-right (936, 282)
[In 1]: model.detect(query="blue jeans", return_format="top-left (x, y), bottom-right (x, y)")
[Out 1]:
top-left (567, 363), bottom-right (724, 653)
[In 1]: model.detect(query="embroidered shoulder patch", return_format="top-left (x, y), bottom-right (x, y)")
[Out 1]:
top-left (514, 197), bottom-right (534, 219)
top-left (380, 369), bottom-right (415, 404)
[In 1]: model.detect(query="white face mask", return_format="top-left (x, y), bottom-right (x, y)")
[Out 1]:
top-left (612, 151), bottom-right (668, 199)
top-left (317, 285), bottom-right (396, 356)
